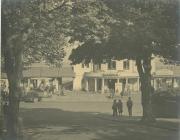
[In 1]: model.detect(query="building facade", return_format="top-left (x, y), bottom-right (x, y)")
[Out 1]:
top-left (1, 63), bottom-right (74, 92)
top-left (73, 58), bottom-right (180, 94)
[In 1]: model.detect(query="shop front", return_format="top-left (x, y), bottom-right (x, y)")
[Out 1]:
top-left (83, 72), bottom-right (140, 94)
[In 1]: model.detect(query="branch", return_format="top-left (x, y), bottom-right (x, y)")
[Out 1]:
top-left (42, 0), bottom-right (72, 13)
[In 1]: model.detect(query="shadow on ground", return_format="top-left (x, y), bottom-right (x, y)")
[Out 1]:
top-left (18, 108), bottom-right (179, 140)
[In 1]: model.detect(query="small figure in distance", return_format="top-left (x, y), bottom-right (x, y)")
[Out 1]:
top-left (111, 89), bottom-right (115, 98)
top-left (60, 86), bottom-right (65, 96)
top-left (127, 97), bottom-right (133, 117)
top-left (117, 99), bottom-right (123, 116)
top-left (112, 99), bottom-right (118, 117)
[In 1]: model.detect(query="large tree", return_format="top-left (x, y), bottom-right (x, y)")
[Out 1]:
top-left (1, 0), bottom-right (73, 139)
top-left (69, 0), bottom-right (179, 122)
top-left (1, 0), bottom-right (179, 139)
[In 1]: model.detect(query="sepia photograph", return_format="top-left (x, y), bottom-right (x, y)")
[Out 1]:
top-left (0, 0), bottom-right (180, 140)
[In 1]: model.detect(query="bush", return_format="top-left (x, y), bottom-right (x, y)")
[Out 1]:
top-left (152, 88), bottom-right (180, 118)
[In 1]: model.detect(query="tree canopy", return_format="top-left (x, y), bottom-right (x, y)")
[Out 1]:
top-left (1, 0), bottom-right (74, 138)
top-left (69, 0), bottom-right (179, 64)
top-left (2, 0), bottom-right (74, 68)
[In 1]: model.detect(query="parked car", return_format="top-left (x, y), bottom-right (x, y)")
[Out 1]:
top-left (22, 89), bottom-right (43, 103)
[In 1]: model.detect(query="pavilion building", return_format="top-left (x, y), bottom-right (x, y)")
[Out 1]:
top-left (1, 63), bottom-right (74, 91)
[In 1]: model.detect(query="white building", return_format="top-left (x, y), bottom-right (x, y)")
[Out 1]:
top-left (73, 58), bottom-right (180, 94)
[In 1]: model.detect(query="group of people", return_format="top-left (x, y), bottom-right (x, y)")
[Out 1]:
top-left (36, 80), bottom-right (65, 96)
top-left (112, 97), bottom-right (133, 117)
top-left (109, 85), bottom-right (131, 98)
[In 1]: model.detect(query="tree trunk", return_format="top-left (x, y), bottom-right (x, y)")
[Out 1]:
top-left (2, 3), bottom-right (25, 139)
top-left (4, 46), bottom-right (23, 140)
top-left (7, 75), bottom-right (21, 140)
top-left (136, 57), bottom-right (155, 123)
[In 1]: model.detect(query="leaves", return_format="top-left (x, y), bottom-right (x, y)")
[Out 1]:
top-left (69, 0), bottom-right (113, 43)
top-left (2, 0), bottom-right (73, 68)
top-left (2, 0), bottom-right (179, 67)
top-left (69, 0), bottom-right (179, 64)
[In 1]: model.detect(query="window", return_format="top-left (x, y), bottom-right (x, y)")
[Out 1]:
top-left (93, 64), bottom-right (101, 71)
top-left (97, 64), bottom-right (101, 70)
top-left (102, 59), bottom-right (107, 64)
top-left (82, 63), bottom-right (90, 68)
top-left (123, 60), bottom-right (129, 70)
top-left (108, 61), bottom-right (116, 70)
top-left (85, 63), bottom-right (89, 68)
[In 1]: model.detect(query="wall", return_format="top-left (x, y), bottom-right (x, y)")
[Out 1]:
top-left (73, 63), bottom-right (92, 90)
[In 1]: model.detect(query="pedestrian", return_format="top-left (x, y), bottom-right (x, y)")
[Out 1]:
top-left (111, 89), bottom-right (115, 98)
top-left (126, 85), bottom-right (131, 97)
top-left (127, 97), bottom-right (133, 117)
top-left (120, 91), bottom-right (124, 97)
top-left (3, 101), bottom-right (9, 131)
top-left (117, 99), bottom-right (123, 116)
top-left (112, 99), bottom-right (118, 117)
top-left (115, 89), bottom-right (119, 95)
top-left (151, 86), bottom-right (155, 95)
top-left (3, 101), bottom-right (9, 116)
top-left (60, 86), bottom-right (65, 96)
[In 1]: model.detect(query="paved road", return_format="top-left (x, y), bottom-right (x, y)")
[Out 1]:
top-left (18, 92), bottom-right (179, 140)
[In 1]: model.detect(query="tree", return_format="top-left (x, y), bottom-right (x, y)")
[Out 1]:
top-left (69, 0), bottom-right (179, 122)
top-left (1, 0), bottom-right (72, 139)
top-left (1, 1), bottom-right (179, 139)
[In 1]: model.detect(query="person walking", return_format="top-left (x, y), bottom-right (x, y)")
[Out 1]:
top-left (126, 85), bottom-right (131, 97)
top-left (60, 86), bottom-right (65, 96)
top-left (120, 91), bottom-right (124, 97)
top-left (3, 102), bottom-right (9, 117)
top-left (111, 89), bottom-right (115, 98)
top-left (117, 99), bottom-right (123, 116)
top-left (127, 97), bottom-right (133, 117)
top-left (112, 99), bottom-right (118, 117)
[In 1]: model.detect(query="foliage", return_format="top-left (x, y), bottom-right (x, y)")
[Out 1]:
top-left (70, 0), bottom-right (113, 43)
top-left (69, 0), bottom-right (179, 63)
top-left (1, 0), bottom-right (74, 138)
top-left (155, 88), bottom-right (180, 97)
top-left (2, 0), bottom-right (73, 68)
